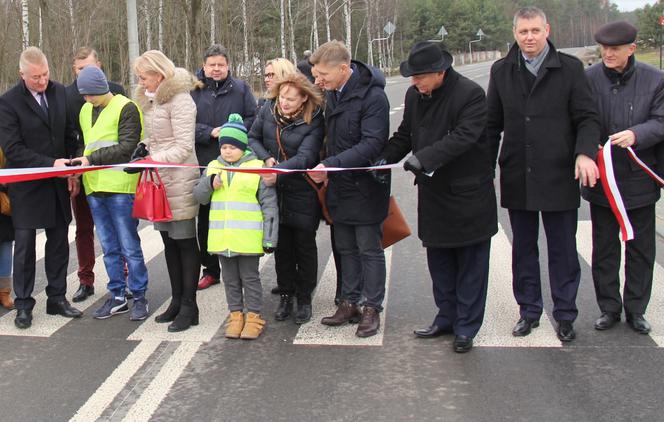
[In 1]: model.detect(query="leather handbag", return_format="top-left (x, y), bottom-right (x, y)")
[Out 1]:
top-left (132, 169), bottom-right (173, 222)
top-left (381, 196), bottom-right (411, 249)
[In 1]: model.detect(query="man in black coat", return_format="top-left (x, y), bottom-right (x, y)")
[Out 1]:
top-left (309, 40), bottom-right (390, 338)
top-left (190, 44), bottom-right (257, 290)
top-left (487, 7), bottom-right (600, 342)
top-left (583, 21), bottom-right (664, 334)
top-left (0, 47), bottom-right (83, 329)
top-left (380, 42), bottom-right (497, 353)
top-left (297, 50), bottom-right (315, 83)
top-left (65, 47), bottom-right (126, 303)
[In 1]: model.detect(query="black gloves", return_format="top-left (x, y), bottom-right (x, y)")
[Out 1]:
top-left (370, 157), bottom-right (390, 184)
top-left (130, 142), bottom-right (149, 161)
top-left (403, 155), bottom-right (423, 173)
top-left (124, 143), bottom-right (149, 174)
top-left (263, 247), bottom-right (275, 254)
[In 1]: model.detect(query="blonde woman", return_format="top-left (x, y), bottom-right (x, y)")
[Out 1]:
top-left (248, 72), bottom-right (325, 324)
top-left (132, 50), bottom-right (201, 332)
top-left (258, 58), bottom-right (297, 110)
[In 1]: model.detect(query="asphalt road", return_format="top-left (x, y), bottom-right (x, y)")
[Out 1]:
top-left (1, 59), bottom-right (663, 422)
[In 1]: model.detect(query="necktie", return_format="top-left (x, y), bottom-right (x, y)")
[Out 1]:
top-left (38, 92), bottom-right (48, 118)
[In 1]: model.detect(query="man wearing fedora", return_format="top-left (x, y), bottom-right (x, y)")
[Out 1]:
top-left (487, 6), bottom-right (600, 342)
top-left (379, 41), bottom-right (497, 353)
top-left (582, 21), bottom-right (664, 335)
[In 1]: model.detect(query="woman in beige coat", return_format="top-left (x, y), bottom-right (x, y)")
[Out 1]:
top-left (133, 50), bottom-right (201, 332)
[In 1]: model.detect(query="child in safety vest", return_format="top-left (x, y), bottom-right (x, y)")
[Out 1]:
top-left (193, 114), bottom-right (278, 340)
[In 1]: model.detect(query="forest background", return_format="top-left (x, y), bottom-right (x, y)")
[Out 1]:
top-left (1, 0), bottom-right (663, 92)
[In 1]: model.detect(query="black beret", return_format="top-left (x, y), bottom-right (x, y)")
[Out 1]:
top-left (594, 21), bottom-right (637, 46)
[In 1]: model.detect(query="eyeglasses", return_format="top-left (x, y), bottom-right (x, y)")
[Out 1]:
top-left (264, 72), bottom-right (275, 79)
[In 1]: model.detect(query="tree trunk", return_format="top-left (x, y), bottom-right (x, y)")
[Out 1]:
top-left (242, 0), bottom-right (248, 74)
top-left (210, 0), bottom-right (215, 44)
top-left (68, 0), bottom-right (76, 47)
top-left (312, 0), bottom-right (319, 50)
top-left (144, 0), bottom-right (152, 50)
top-left (21, 0), bottom-right (29, 49)
top-left (158, 0), bottom-right (164, 50)
top-left (324, 0), bottom-right (331, 42)
top-left (280, 0), bottom-right (286, 57)
top-left (343, 0), bottom-right (351, 50)
top-left (288, 0), bottom-right (296, 62)
top-left (127, 0), bottom-right (140, 89)
top-left (366, 0), bottom-right (372, 66)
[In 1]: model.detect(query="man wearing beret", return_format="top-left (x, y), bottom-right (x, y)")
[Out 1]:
top-left (379, 42), bottom-right (497, 352)
top-left (583, 21), bottom-right (664, 335)
top-left (487, 6), bottom-right (600, 342)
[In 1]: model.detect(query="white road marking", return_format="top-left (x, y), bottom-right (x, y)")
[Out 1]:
top-left (576, 221), bottom-right (664, 345)
top-left (0, 226), bottom-right (162, 337)
top-left (121, 341), bottom-right (202, 422)
top-left (294, 248), bottom-right (392, 346)
top-left (69, 339), bottom-right (162, 422)
top-left (475, 223), bottom-right (562, 347)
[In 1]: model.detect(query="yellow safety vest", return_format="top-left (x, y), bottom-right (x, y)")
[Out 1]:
top-left (80, 94), bottom-right (143, 195)
top-left (207, 159), bottom-right (264, 255)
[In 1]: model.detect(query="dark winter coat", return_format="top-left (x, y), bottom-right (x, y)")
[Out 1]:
top-left (582, 59), bottom-right (664, 209)
top-left (321, 61), bottom-right (390, 225)
top-left (487, 41), bottom-right (600, 211)
top-left (248, 100), bottom-right (324, 231)
top-left (0, 80), bottom-right (77, 229)
top-left (190, 69), bottom-right (257, 167)
top-left (382, 68), bottom-right (497, 248)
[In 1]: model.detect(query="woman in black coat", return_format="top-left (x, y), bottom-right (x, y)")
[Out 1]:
top-left (249, 72), bottom-right (325, 324)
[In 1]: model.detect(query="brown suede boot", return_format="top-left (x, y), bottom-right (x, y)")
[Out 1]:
top-left (240, 312), bottom-right (266, 340)
top-left (0, 288), bottom-right (14, 310)
top-left (225, 311), bottom-right (244, 339)
top-left (320, 300), bottom-right (361, 326)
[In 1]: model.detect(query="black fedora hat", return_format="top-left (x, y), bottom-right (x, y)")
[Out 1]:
top-left (400, 41), bottom-right (453, 77)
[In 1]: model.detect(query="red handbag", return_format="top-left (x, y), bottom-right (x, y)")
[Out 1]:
top-left (132, 169), bottom-right (173, 222)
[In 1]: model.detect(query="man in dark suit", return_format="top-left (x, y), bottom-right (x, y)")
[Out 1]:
top-left (65, 46), bottom-right (126, 303)
top-left (0, 46), bottom-right (83, 329)
top-left (487, 7), bottom-right (600, 342)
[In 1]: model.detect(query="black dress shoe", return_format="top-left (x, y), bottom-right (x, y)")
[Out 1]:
top-left (46, 300), bottom-right (83, 318)
top-left (270, 286), bottom-right (281, 295)
top-left (414, 324), bottom-right (453, 338)
top-left (594, 312), bottom-right (620, 331)
top-left (274, 295), bottom-right (293, 321)
top-left (295, 303), bottom-right (312, 324)
top-left (453, 335), bottom-right (473, 353)
top-left (14, 309), bottom-right (32, 329)
top-left (626, 314), bottom-right (651, 334)
top-left (72, 284), bottom-right (94, 303)
top-left (557, 320), bottom-right (576, 342)
top-left (512, 317), bottom-right (540, 337)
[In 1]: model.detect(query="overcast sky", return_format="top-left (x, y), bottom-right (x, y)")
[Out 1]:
top-left (613, 0), bottom-right (655, 11)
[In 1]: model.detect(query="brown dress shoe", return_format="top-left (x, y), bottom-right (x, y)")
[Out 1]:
top-left (0, 288), bottom-right (14, 310)
top-left (356, 307), bottom-right (380, 338)
top-left (321, 301), bottom-right (361, 326)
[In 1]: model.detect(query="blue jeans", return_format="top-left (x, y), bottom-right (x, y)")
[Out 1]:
top-left (87, 194), bottom-right (148, 297)
top-left (0, 241), bottom-right (12, 277)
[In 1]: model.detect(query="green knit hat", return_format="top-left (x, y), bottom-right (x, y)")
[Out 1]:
top-left (218, 113), bottom-right (248, 150)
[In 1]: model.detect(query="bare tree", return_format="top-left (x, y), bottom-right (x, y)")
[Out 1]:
top-left (323, 0), bottom-right (331, 42)
top-left (21, 0), bottom-right (29, 49)
top-left (158, 0), bottom-right (164, 50)
top-left (242, 0), bottom-right (248, 71)
top-left (288, 0), bottom-right (296, 62)
top-left (343, 0), bottom-right (351, 50)
top-left (127, 0), bottom-right (140, 87)
top-left (280, 0), bottom-right (286, 57)
top-left (210, 0), bottom-right (215, 44)
top-left (143, 0), bottom-right (152, 50)
top-left (312, 0), bottom-right (319, 49)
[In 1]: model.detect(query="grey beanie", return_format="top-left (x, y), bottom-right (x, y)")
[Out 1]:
top-left (77, 66), bottom-right (110, 95)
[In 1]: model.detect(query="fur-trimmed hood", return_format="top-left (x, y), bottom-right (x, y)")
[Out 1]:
top-left (134, 67), bottom-right (197, 106)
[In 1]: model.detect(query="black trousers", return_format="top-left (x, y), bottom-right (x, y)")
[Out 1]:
top-left (197, 203), bottom-right (220, 279)
top-left (275, 224), bottom-right (318, 304)
top-left (590, 203), bottom-right (655, 315)
top-left (427, 240), bottom-right (491, 338)
top-left (160, 231), bottom-right (200, 304)
top-left (509, 209), bottom-right (581, 322)
top-left (13, 208), bottom-right (69, 310)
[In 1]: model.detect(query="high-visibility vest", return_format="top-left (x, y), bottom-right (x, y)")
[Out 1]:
top-left (80, 94), bottom-right (143, 195)
top-left (207, 158), bottom-right (264, 255)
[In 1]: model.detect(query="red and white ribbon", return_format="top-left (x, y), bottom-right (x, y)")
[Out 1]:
top-left (0, 158), bottom-right (401, 184)
top-left (597, 139), bottom-right (664, 241)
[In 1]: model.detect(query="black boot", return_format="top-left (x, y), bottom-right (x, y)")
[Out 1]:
top-left (168, 299), bottom-right (199, 332)
top-left (154, 300), bottom-right (180, 323)
top-left (274, 294), bottom-right (293, 321)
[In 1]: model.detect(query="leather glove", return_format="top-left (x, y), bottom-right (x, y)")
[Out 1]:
top-left (263, 246), bottom-right (275, 254)
top-left (403, 155), bottom-right (423, 174)
top-left (370, 157), bottom-right (390, 184)
top-left (130, 142), bottom-right (149, 161)
top-left (123, 158), bottom-right (147, 174)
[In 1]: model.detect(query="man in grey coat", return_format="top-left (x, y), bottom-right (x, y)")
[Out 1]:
top-left (583, 21), bottom-right (664, 335)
